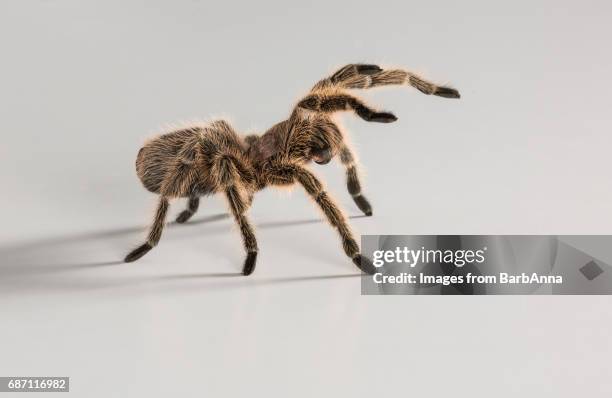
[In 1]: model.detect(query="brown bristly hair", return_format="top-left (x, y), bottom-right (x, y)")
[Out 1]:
top-left (124, 63), bottom-right (460, 275)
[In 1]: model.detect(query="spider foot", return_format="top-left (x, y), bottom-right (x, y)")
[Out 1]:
top-left (353, 254), bottom-right (377, 275)
top-left (175, 210), bottom-right (193, 224)
top-left (369, 112), bottom-right (397, 123)
top-left (353, 194), bottom-right (372, 216)
top-left (434, 86), bottom-right (460, 99)
top-left (242, 252), bottom-right (258, 276)
top-left (125, 243), bottom-right (152, 263)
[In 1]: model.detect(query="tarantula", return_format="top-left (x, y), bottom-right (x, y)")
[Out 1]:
top-left (124, 63), bottom-right (460, 275)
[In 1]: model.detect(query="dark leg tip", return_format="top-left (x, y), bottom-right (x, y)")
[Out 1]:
top-left (124, 243), bottom-right (153, 263)
top-left (434, 86), bottom-right (460, 99)
top-left (175, 210), bottom-right (193, 224)
top-left (353, 194), bottom-right (373, 217)
top-left (369, 112), bottom-right (398, 123)
top-left (356, 64), bottom-right (383, 75)
top-left (352, 254), bottom-right (377, 275)
top-left (242, 252), bottom-right (258, 276)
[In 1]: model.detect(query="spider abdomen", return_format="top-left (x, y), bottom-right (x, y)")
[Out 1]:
top-left (135, 122), bottom-right (251, 198)
top-left (136, 128), bottom-right (199, 194)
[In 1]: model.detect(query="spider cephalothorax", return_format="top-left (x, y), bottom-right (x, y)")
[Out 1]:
top-left (125, 63), bottom-right (460, 275)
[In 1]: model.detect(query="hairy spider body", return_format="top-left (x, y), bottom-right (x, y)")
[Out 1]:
top-left (136, 121), bottom-right (254, 197)
top-left (125, 64), bottom-right (460, 275)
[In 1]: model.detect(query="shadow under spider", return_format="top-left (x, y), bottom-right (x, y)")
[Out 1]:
top-left (0, 214), bottom-right (369, 278)
top-left (155, 273), bottom-right (360, 282)
top-left (1, 213), bottom-right (365, 251)
top-left (146, 272), bottom-right (363, 295)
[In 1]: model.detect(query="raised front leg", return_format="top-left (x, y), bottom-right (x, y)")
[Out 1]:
top-left (296, 91), bottom-right (398, 123)
top-left (311, 63), bottom-right (460, 98)
top-left (176, 196), bottom-right (200, 223)
top-left (311, 63), bottom-right (383, 91)
top-left (125, 196), bottom-right (170, 262)
top-left (339, 146), bottom-right (372, 216)
top-left (292, 166), bottom-right (375, 274)
top-left (225, 185), bottom-right (258, 275)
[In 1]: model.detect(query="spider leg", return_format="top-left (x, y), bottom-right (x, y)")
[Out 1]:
top-left (175, 196), bottom-right (200, 224)
top-left (311, 63), bottom-right (383, 90)
top-left (312, 63), bottom-right (460, 98)
top-left (125, 196), bottom-right (170, 262)
top-left (292, 165), bottom-right (375, 274)
top-left (296, 91), bottom-right (397, 123)
top-left (339, 146), bottom-right (372, 216)
top-left (224, 185), bottom-right (258, 276)
top-left (212, 153), bottom-right (258, 275)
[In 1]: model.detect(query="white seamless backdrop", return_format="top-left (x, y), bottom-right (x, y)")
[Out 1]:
top-left (0, 1), bottom-right (611, 397)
